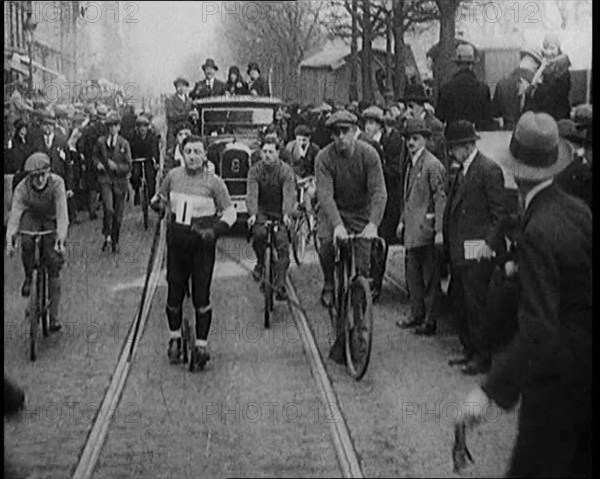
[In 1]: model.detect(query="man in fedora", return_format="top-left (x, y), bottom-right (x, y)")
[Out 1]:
top-left (443, 120), bottom-right (509, 375)
top-left (165, 77), bottom-right (194, 152)
top-left (93, 111), bottom-right (132, 253)
top-left (247, 62), bottom-right (270, 97)
top-left (461, 111), bottom-right (591, 477)
top-left (190, 59), bottom-right (226, 100)
top-left (436, 44), bottom-right (493, 130)
top-left (396, 118), bottom-right (446, 336)
top-left (493, 47), bottom-right (543, 131)
top-left (315, 110), bottom-right (387, 364)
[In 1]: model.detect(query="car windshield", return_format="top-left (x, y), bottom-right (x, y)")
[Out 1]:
top-left (202, 108), bottom-right (274, 136)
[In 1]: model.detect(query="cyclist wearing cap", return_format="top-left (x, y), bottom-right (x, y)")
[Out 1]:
top-left (129, 114), bottom-right (160, 205)
top-left (6, 152), bottom-right (69, 333)
top-left (150, 135), bottom-right (236, 370)
top-left (165, 122), bottom-right (192, 172)
top-left (315, 110), bottom-right (387, 364)
top-left (281, 124), bottom-right (320, 224)
top-left (246, 137), bottom-right (296, 300)
top-left (93, 111), bottom-right (132, 253)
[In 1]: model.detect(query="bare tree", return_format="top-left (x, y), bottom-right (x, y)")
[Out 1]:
top-left (362, 0), bottom-right (375, 102)
top-left (221, 1), bottom-right (327, 102)
top-left (350, 0), bottom-right (359, 101)
top-left (432, 0), bottom-right (462, 103)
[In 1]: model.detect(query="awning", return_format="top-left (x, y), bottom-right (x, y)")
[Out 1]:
top-left (4, 53), bottom-right (29, 75)
top-left (10, 53), bottom-right (62, 78)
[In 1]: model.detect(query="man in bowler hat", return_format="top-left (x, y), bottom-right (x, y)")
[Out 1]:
top-left (443, 120), bottom-right (508, 374)
top-left (190, 59), bottom-right (226, 99)
top-left (165, 77), bottom-right (194, 152)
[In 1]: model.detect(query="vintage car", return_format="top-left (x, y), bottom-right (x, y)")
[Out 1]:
top-left (191, 95), bottom-right (283, 223)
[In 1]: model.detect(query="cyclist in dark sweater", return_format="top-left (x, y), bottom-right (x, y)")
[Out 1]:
top-left (151, 135), bottom-right (236, 370)
top-left (246, 137), bottom-right (296, 300)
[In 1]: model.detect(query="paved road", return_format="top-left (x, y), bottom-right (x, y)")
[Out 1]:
top-left (5, 224), bottom-right (518, 477)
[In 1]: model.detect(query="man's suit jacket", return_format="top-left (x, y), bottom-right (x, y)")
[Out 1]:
top-left (436, 68), bottom-right (493, 130)
top-left (481, 184), bottom-right (592, 477)
top-left (92, 135), bottom-right (132, 188)
top-left (443, 151), bottom-right (507, 266)
top-left (190, 79), bottom-right (226, 99)
top-left (34, 132), bottom-right (73, 191)
top-left (165, 93), bottom-right (193, 127)
top-left (401, 148), bottom-right (447, 249)
top-left (492, 67), bottom-right (533, 131)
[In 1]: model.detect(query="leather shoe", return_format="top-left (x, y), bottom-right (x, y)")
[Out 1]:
top-left (112, 242), bottom-right (120, 254)
top-left (461, 357), bottom-right (491, 376)
top-left (396, 317), bottom-right (422, 329)
top-left (414, 322), bottom-right (436, 336)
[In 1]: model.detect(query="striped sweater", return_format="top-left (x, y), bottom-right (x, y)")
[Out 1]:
top-left (158, 164), bottom-right (236, 227)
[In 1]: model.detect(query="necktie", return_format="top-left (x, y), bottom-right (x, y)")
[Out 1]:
top-left (45, 135), bottom-right (51, 149)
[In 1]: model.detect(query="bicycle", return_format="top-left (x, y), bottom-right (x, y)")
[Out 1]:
top-left (180, 280), bottom-right (196, 371)
top-left (330, 234), bottom-right (386, 381)
top-left (250, 220), bottom-right (284, 329)
top-left (290, 176), bottom-right (318, 266)
top-left (132, 157), bottom-right (154, 230)
top-left (17, 230), bottom-right (56, 362)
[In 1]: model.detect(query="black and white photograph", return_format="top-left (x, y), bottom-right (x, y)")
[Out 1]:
top-left (4, 1), bottom-right (592, 477)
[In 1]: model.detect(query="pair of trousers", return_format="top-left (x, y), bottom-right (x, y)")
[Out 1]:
top-left (405, 244), bottom-right (440, 325)
top-left (252, 221), bottom-right (290, 290)
top-left (100, 181), bottom-right (127, 243)
top-left (450, 262), bottom-right (494, 359)
top-left (166, 224), bottom-right (217, 340)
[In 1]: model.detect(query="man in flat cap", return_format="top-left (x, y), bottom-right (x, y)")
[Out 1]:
top-left (396, 118), bottom-right (446, 336)
top-left (93, 111), bottom-right (132, 253)
top-left (315, 110), bottom-right (387, 364)
top-left (165, 77), bottom-right (194, 152)
top-left (436, 44), bottom-right (493, 130)
top-left (247, 62), bottom-right (270, 97)
top-left (461, 111), bottom-right (591, 478)
top-left (129, 114), bottom-right (160, 206)
top-left (190, 59), bottom-right (226, 100)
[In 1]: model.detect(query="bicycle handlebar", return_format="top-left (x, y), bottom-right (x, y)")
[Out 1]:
top-left (335, 235), bottom-right (386, 248)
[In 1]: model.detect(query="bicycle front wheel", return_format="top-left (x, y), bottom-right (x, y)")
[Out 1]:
top-left (40, 269), bottom-right (49, 337)
top-left (291, 215), bottom-right (309, 266)
top-left (28, 269), bottom-right (40, 361)
top-left (141, 180), bottom-right (149, 230)
top-left (263, 247), bottom-right (273, 329)
top-left (344, 276), bottom-right (374, 381)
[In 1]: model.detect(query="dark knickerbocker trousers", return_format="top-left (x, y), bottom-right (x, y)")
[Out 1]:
top-left (165, 223), bottom-right (216, 340)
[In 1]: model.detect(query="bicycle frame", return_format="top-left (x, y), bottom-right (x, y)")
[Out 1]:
top-left (18, 230), bottom-right (55, 361)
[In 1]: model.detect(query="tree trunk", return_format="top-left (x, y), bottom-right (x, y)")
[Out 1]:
top-left (361, 0), bottom-right (374, 103)
top-left (349, 0), bottom-right (359, 102)
top-left (392, 1), bottom-right (406, 99)
top-left (434, 0), bottom-right (458, 106)
top-left (385, 11), bottom-right (394, 98)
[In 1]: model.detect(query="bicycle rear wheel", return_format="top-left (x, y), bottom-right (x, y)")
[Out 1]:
top-left (329, 257), bottom-right (348, 343)
top-left (141, 180), bottom-right (149, 230)
top-left (28, 269), bottom-right (40, 361)
top-left (40, 269), bottom-right (49, 337)
top-left (344, 276), bottom-right (374, 381)
top-left (263, 247), bottom-right (273, 329)
top-left (291, 215), bottom-right (309, 266)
